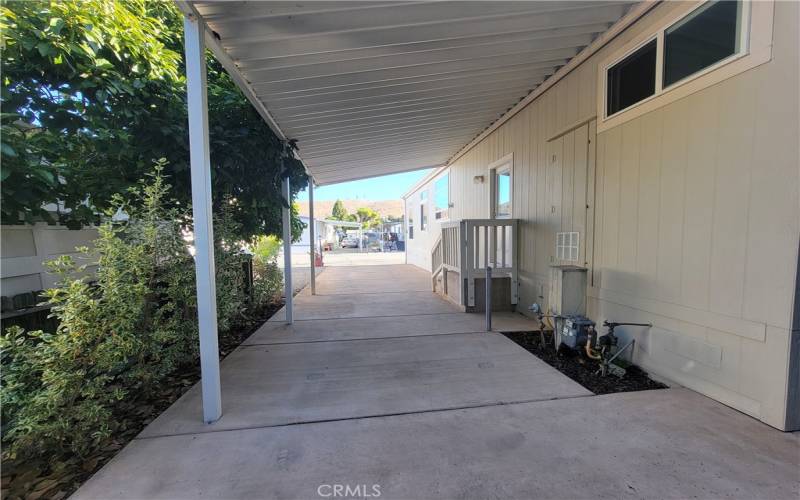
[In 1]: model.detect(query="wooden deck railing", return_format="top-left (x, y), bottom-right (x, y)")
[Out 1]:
top-left (432, 219), bottom-right (519, 307)
top-left (431, 234), bottom-right (443, 291)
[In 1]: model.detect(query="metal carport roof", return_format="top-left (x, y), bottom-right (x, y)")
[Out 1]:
top-left (177, 1), bottom-right (639, 185)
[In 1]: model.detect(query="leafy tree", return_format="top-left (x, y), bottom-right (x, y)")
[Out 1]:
top-left (349, 207), bottom-right (382, 229)
top-left (201, 61), bottom-right (307, 241)
top-left (0, 0), bottom-right (307, 239)
top-left (331, 199), bottom-right (348, 220)
top-left (0, 0), bottom-right (182, 226)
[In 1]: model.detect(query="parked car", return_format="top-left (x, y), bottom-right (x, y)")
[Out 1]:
top-left (341, 236), bottom-right (360, 248)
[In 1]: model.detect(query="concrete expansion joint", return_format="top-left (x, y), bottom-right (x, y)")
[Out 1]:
top-left (133, 392), bottom-right (596, 442)
top-left (242, 330), bottom-right (492, 347)
top-left (272, 311), bottom-right (470, 322)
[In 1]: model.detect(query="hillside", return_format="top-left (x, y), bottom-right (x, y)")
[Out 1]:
top-left (296, 199), bottom-right (404, 220)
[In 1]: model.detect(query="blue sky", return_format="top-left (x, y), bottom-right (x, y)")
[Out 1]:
top-left (297, 169), bottom-right (431, 201)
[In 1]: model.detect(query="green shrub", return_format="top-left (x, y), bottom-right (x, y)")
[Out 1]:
top-left (250, 235), bottom-right (284, 305)
top-left (252, 259), bottom-right (283, 306)
top-left (213, 199), bottom-right (248, 333)
top-left (1, 162), bottom-right (198, 461)
top-left (0, 162), bottom-right (281, 466)
top-left (252, 234), bottom-right (281, 262)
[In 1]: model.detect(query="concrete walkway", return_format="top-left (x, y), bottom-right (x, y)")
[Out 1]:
top-left (74, 265), bottom-right (799, 499)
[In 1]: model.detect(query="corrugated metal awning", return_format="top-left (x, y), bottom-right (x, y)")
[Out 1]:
top-left (182, 1), bottom-right (636, 185)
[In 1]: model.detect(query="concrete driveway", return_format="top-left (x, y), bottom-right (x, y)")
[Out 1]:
top-left (73, 264), bottom-right (799, 500)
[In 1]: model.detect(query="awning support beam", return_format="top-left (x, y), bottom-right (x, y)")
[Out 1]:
top-left (309, 181), bottom-right (316, 295)
top-left (183, 13), bottom-right (221, 424)
top-left (282, 176), bottom-right (294, 323)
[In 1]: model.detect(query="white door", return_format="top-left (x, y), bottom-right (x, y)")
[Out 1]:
top-left (487, 155), bottom-right (513, 266)
top-left (488, 155), bottom-right (513, 219)
top-left (545, 120), bottom-right (596, 274)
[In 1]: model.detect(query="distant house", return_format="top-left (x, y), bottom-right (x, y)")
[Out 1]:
top-left (291, 216), bottom-right (361, 254)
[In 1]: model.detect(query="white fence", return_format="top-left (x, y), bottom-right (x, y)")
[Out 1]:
top-left (431, 219), bottom-right (519, 307)
top-left (1, 224), bottom-right (98, 297)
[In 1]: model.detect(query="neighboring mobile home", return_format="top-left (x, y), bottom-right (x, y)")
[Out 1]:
top-left (404, 0), bottom-right (799, 431)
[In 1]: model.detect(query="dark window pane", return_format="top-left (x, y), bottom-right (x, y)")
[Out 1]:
top-left (607, 39), bottom-right (657, 116)
top-left (664, 1), bottom-right (740, 87)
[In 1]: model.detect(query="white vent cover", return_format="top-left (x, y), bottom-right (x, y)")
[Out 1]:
top-left (556, 232), bottom-right (580, 262)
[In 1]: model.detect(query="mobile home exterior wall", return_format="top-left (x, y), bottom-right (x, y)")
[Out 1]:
top-left (405, 1), bottom-right (799, 430)
top-left (404, 169), bottom-right (450, 272)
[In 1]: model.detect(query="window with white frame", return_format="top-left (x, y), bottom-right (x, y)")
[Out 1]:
top-left (599, 0), bottom-right (771, 129)
top-left (663, 0), bottom-right (743, 87)
top-left (492, 164), bottom-right (512, 219)
top-left (434, 173), bottom-right (449, 220)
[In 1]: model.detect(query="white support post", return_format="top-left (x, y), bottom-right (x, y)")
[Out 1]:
top-left (282, 176), bottom-right (293, 324)
top-left (308, 181), bottom-right (316, 295)
top-left (184, 14), bottom-right (221, 424)
top-left (511, 219), bottom-right (519, 305)
top-left (463, 220), bottom-right (475, 307)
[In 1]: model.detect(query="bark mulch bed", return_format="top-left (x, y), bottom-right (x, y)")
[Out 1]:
top-left (502, 331), bottom-right (667, 395)
top-left (1, 300), bottom-right (283, 500)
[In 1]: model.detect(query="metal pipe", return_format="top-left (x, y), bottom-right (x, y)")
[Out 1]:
top-left (483, 225), bottom-right (488, 269)
top-left (598, 339), bottom-right (636, 377)
top-left (607, 339), bottom-right (635, 365)
top-left (501, 224), bottom-right (506, 268)
top-left (485, 265), bottom-right (492, 331)
top-left (282, 176), bottom-right (293, 324)
top-left (584, 342), bottom-right (602, 360)
top-left (308, 180), bottom-right (316, 295)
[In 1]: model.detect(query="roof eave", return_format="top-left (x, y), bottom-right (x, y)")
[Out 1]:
top-left (173, 0), bottom-right (317, 184)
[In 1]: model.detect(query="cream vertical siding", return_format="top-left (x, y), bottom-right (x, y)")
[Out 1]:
top-left (410, 1), bottom-right (799, 429)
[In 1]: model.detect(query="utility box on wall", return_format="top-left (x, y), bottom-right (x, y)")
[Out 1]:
top-left (549, 265), bottom-right (587, 316)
